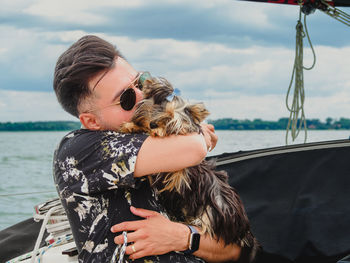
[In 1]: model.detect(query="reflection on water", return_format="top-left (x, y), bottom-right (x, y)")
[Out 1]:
top-left (0, 130), bottom-right (349, 230)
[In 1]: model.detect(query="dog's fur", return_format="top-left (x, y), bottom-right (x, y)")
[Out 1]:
top-left (120, 77), bottom-right (259, 262)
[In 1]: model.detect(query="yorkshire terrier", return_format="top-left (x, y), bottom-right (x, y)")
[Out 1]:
top-left (120, 77), bottom-right (260, 262)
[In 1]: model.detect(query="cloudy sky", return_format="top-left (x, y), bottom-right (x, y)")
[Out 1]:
top-left (1, 0), bottom-right (349, 122)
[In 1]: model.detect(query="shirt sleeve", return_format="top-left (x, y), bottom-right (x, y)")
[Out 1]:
top-left (54, 130), bottom-right (148, 195)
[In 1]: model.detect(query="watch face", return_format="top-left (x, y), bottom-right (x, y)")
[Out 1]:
top-left (190, 233), bottom-right (200, 250)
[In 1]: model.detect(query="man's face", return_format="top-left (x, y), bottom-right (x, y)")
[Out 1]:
top-left (87, 57), bottom-right (143, 130)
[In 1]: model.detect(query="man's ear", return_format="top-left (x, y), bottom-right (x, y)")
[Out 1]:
top-left (79, 113), bottom-right (101, 130)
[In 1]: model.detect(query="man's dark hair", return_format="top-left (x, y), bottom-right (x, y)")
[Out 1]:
top-left (53, 35), bottom-right (123, 117)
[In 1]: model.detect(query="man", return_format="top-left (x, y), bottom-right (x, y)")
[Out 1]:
top-left (53, 35), bottom-right (242, 262)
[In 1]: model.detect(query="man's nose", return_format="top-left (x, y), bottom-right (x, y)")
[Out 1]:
top-left (135, 86), bottom-right (143, 100)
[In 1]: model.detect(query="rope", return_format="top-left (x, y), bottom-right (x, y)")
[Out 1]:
top-left (320, 0), bottom-right (350, 27)
top-left (30, 206), bottom-right (59, 263)
top-left (285, 4), bottom-right (316, 145)
top-left (6, 248), bottom-right (46, 263)
top-left (110, 231), bottom-right (128, 263)
top-left (6, 235), bottom-right (73, 263)
top-left (37, 234), bottom-right (74, 263)
top-left (6, 198), bottom-right (74, 263)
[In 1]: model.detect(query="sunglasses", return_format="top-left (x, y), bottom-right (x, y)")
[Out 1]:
top-left (87, 71), bottom-right (151, 113)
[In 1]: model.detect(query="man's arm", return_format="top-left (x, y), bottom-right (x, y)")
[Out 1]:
top-left (134, 124), bottom-right (217, 177)
top-left (114, 124), bottom-right (235, 261)
top-left (111, 206), bottom-right (241, 262)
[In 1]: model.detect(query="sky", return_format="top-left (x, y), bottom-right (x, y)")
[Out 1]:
top-left (0, 0), bottom-right (349, 122)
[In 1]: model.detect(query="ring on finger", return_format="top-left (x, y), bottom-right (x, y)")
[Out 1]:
top-left (131, 244), bottom-right (136, 253)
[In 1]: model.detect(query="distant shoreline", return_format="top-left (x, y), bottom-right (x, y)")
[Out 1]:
top-left (0, 121), bottom-right (81, 131)
top-left (1, 118), bottom-right (350, 131)
top-left (209, 117), bottom-right (350, 130)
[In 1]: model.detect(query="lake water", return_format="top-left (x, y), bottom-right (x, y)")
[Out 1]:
top-left (0, 130), bottom-right (349, 231)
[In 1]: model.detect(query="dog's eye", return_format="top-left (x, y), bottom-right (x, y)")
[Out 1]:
top-left (150, 122), bottom-right (158, 129)
top-left (184, 107), bottom-right (191, 116)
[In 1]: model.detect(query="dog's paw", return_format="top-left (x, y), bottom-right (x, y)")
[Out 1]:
top-left (119, 122), bottom-right (143, 133)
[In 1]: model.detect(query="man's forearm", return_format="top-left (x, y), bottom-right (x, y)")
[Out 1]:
top-left (112, 207), bottom-right (242, 262)
top-left (192, 228), bottom-right (241, 262)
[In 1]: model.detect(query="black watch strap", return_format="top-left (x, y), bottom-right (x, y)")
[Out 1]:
top-left (182, 225), bottom-right (200, 254)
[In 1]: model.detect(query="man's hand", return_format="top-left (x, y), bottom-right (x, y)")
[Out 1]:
top-left (112, 206), bottom-right (242, 262)
top-left (111, 206), bottom-right (189, 260)
top-left (201, 123), bottom-right (217, 151)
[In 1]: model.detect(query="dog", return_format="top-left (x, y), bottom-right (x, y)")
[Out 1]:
top-left (120, 76), bottom-right (260, 262)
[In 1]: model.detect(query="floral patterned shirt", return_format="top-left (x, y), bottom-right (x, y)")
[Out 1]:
top-left (53, 129), bottom-right (205, 263)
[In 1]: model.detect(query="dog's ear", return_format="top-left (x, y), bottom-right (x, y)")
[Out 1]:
top-left (184, 103), bottom-right (210, 124)
top-left (142, 77), bottom-right (174, 104)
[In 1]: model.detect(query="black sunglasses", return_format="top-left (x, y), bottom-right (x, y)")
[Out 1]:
top-left (117, 71), bottom-right (151, 111)
top-left (87, 71), bottom-right (151, 112)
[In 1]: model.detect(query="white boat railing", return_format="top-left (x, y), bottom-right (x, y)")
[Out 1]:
top-left (7, 198), bottom-right (77, 263)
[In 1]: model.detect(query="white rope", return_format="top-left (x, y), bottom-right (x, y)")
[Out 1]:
top-left (33, 214), bottom-right (69, 221)
top-left (110, 231), bottom-right (128, 263)
top-left (30, 206), bottom-right (60, 263)
top-left (6, 247), bottom-right (47, 263)
top-left (6, 235), bottom-right (74, 263)
top-left (285, 4), bottom-right (316, 145)
top-left (37, 235), bottom-right (74, 263)
top-left (7, 198), bottom-right (74, 263)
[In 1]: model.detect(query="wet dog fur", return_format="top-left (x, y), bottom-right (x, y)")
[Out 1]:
top-left (120, 77), bottom-right (260, 262)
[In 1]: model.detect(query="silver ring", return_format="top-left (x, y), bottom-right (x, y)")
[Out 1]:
top-left (131, 244), bottom-right (136, 253)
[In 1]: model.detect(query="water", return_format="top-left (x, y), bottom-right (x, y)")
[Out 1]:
top-left (0, 130), bottom-right (349, 231)
top-left (0, 131), bottom-right (67, 231)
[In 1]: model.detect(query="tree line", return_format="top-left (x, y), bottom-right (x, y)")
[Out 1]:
top-left (0, 118), bottom-right (349, 131)
top-left (0, 121), bottom-right (81, 131)
top-left (208, 117), bottom-right (350, 130)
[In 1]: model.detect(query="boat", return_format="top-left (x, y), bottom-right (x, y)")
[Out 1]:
top-left (1, 139), bottom-right (350, 263)
top-left (217, 139), bottom-right (350, 263)
top-left (1, 1), bottom-right (350, 262)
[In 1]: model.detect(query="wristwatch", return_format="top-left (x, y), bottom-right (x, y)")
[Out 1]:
top-left (183, 225), bottom-right (200, 254)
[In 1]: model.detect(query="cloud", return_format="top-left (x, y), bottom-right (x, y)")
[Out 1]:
top-left (0, 0), bottom-right (349, 121)
top-left (23, 0), bottom-right (108, 25)
top-left (1, 26), bottom-right (349, 96)
top-left (1, 87), bottom-right (348, 123)
top-left (305, 45), bottom-right (350, 94)
top-left (202, 90), bottom-right (350, 121)
top-left (112, 35), bottom-right (349, 98)
top-left (1, 27), bottom-right (349, 119)
top-left (2, 1), bottom-right (348, 47)
top-left (0, 90), bottom-right (76, 122)
top-left (0, 25), bottom-right (88, 91)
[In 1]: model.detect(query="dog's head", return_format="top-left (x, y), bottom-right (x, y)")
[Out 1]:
top-left (135, 77), bottom-right (210, 136)
top-left (142, 77), bottom-right (174, 104)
